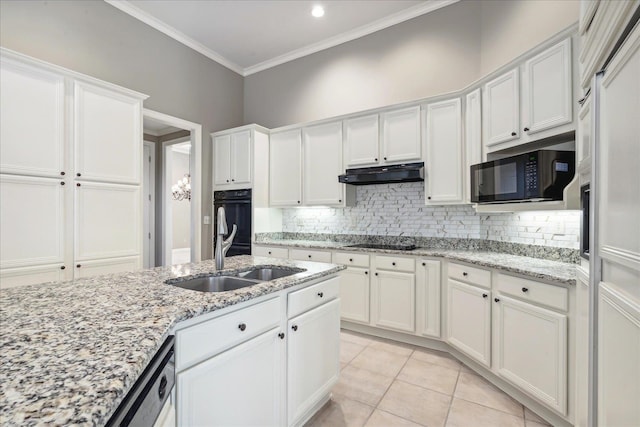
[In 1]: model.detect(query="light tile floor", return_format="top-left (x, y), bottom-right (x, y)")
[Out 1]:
top-left (306, 330), bottom-right (552, 427)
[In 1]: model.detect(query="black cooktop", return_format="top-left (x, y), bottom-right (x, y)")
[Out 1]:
top-left (346, 243), bottom-right (417, 251)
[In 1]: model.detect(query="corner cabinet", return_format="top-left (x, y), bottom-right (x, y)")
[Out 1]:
top-left (0, 49), bottom-right (146, 287)
top-left (424, 98), bottom-right (463, 205)
top-left (269, 129), bottom-right (302, 207)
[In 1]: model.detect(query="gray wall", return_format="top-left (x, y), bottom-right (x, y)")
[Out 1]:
top-left (0, 0), bottom-right (245, 260)
top-left (244, 0), bottom-right (579, 128)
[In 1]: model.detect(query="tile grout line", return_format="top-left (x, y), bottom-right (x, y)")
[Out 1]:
top-left (442, 368), bottom-right (462, 426)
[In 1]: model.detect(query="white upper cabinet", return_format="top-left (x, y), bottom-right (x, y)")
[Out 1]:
top-left (424, 98), bottom-right (463, 205)
top-left (303, 122), bottom-right (344, 206)
top-left (523, 38), bottom-right (573, 135)
top-left (74, 81), bottom-right (142, 184)
top-left (465, 89), bottom-right (483, 202)
top-left (381, 105), bottom-right (421, 163)
top-left (0, 61), bottom-right (65, 177)
top-left (483, 68), bottom-right (520, 148)
top-left (344, 114), bottom-right (379, 167)
top-left (213, 130), bottom-right (252, 188)
top-left (269, 129), bottom-right (302, 207)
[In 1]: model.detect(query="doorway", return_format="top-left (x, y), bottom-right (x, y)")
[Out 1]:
top-left (142, 109), bottom-right (202, 267)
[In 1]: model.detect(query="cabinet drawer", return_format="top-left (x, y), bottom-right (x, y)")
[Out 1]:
top-left (448, 262), bottom-right (491, 289)
top-left (496, 273), bottom-right (568, 312)
top-left (289, 248), bottom-right (332, 263)
top-left (176, 297), bottom-right (281, 371)
top-left (254, 245), bottom-right (289, 259)
top-left (333, 252), bottom-right (370, 268)
top-left (375, 255), bottom-right (415, 272)
top-left (288, 276), bottom-right (340, 318)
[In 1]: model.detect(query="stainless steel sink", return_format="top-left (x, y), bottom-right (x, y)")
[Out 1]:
top-left (238, 267), bottom-right (303, 281)
top-left (169, 275), bottom-right (261, 293)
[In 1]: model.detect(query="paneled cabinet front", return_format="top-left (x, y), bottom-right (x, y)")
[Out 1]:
top-left (302, 122), bottom-right (344, 206)
top-left (213, 130), bottom-right (252, 188)
top-left (483, 68), bottom-right (520, 148)
top-left (269, 129), bottom-right (302, 207)
top-left (381, 106), bottom-right (421, 164)
top-left (372, 268), bottom-right (416, 333)
top-left (344, 114), bottom-right (379, 167)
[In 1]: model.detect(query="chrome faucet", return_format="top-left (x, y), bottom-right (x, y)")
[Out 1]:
top-left (215, 207), bottom-right (237, 270)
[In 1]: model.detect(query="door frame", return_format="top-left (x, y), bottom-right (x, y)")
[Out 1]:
top-left (143, 108), bottom-right (202, 265)
top-left (143, 140), bottom-right (156, 268)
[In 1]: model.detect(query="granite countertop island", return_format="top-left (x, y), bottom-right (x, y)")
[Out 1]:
top-left (0, 256), bottom-right (344, 426)
top-left (255, 238), bottom-right (578, 285)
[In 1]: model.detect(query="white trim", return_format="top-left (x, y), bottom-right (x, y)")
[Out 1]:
top-left (144, 109), bottom-right (202, 264)
top-left (105, 0), bottom-right (244, 75)
top-left (243, 0), bottom-right (460, 76)
top-left (104, 0), bottom-right (458, 77)
top-left (143, 141), bottom-right (156, 268)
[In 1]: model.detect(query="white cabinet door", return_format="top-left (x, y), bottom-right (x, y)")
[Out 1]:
top-left (484, 69), bottom-right (520, 147)
top-left (598, 283), bottom-right (640, 427)
top-left (493, 294), bottom-right (568, 415)
top-left (213, 134), bottom-right (231, 185)
top-left (74, 256), bottom-right (140, 279)
top-left (465, 89), bottom-right (482, 202)
top-left (577, 95), bottom-right (592, 174)
top-left (74, 81), bottom-right (142, 184)
top-left (339, 268), bottom-right (370, 324)
top-left (381, 106), bottom-right (421, 163)
top-left (425, 98), bottom-right (463, 204)
top-left (372, 270), bottom-right (416, 333)
top-left (416, 260), bottom-right (441, 338)
top-left (447, 279), bottom-right (491, 367)
top-left (231, 130), bottom-right (251, 185)
top-left (523, 38), bottom-right (572, 135)
top-left (0, 264), bottom-right (66, 289)
top-left (575, 268), bottom-right (590, 427)
top-left (0, 175), bottom-right (65, 269)
top-left (177, 328), bottom-right (285, 427)
top-left (270, 129), bottom-right (302, 207)
top-left (344, 114), bottom-right (379, 167)
top-left (0, 60), bottom-right (65, 177)
top-left (74, 181), bottom-right (140, 261)
top-left (288, 299), bottom-right (340, 426)
top-left (303, 122), bottom-right (343, 206)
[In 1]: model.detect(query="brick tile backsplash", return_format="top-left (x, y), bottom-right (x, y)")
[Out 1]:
top-left (282, 183), bottom-right (580, 249)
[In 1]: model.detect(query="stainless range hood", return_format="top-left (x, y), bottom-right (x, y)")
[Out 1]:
top-left (338, 162), bottom-right (424, 185)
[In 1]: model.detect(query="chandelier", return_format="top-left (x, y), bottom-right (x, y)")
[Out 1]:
top-left (172, 174), bottom-right (191, 201)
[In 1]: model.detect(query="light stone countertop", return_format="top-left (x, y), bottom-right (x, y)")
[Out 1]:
top-left (0, 256), bottom-right (344, 427)
top-left (255, 239), bottom-right (577, 285)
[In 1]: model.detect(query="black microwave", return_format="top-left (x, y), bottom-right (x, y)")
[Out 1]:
top-left (470, 150), bottom-right (575, 204)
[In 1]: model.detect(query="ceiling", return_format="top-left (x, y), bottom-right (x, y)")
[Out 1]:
top-left (106, 0), bottom-right (458, 76)
top-left (143, 117), bottom-right (183, 136)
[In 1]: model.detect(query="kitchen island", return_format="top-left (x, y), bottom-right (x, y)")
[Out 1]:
top-left (0, 256), bottom-right (344, 426)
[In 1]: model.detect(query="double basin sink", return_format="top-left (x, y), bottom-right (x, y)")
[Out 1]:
top-left (166, 267), bottom-right (305, 293)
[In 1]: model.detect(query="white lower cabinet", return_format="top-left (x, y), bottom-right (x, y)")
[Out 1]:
top-left (338, 268), bottom-right (370, 324)
top-left (287, 298), bottom-right (340, 426)
top-left (416, 260), bottom-right (441, 338)
top-left (73, 256), bottom-right (140, 279)
top-left (176, 328), bottom-right (284, 426)
top-left (493, 294), bottom-right (568, 415)
top-left (447, 278), bottom-right (492, 367)
top-left (372, 270), bottom-right (416, 333)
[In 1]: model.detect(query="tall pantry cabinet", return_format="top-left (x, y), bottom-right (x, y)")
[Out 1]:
top-left (0, 49), bottom-right (147, 288)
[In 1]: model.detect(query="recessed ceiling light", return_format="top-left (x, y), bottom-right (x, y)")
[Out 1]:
top-left (311, 5), bottom-right (325, 18)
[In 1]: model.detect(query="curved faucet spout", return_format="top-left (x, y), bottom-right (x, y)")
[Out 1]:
top-left (222, 224), bottom-right (237, 256)
top-left (215, 207), bottom-right (237, 270)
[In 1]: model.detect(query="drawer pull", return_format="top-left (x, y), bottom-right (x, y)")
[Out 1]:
top-left (422, 262), bottom-right (426, 266)
top-left (482, 293), bottom-right (488, 298)
top-left (308, 255), bottom-right (312, 259)
top-left (76, 264), bottom-right (81, 268)
top-left (494, 298), bottom-right (500, 303)
top-left (511, 131), bottom-right (517, 136)
top-left (463, 272), bottom-right (468, 276)
top-left (60, 266), bottom-right (66, 270)
top-left (317, 292), bottom-right (324, 298)
top-left (392, 262), bottom-right (396, 266)
top-left (238, 323), bottom-right (247, 332)
top-left (291, 325), bottom-right (298, 332)
top-left (349, 258), bottom-right (353, 262)
top-left (268, 251), bottom-right (272, 255)
top-left (60, 181), bottom-right (65, 186)
top-left (365, 271), bottom-right (368, 275)
top-left (278, 332), bottom-right (285, 339)
top-left (374, 272), bottom-right (378, 276)
top-left (522, 287), bottom-right (529, 293)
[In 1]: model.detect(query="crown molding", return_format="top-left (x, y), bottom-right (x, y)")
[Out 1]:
top-left (243, 0), bottom-right (460, 76)
top-left (104, 0), bottom-right (245, 75)
top-left (105, 0), bottom-right (459, 77)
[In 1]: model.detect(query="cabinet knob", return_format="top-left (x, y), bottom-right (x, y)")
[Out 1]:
top-left (238, 323), bottom-right (247, 331)
top-left (291, 325), bottom-right (298, 332)
top-left (268, 251), bottom-right (272, 255)
top-left (60, 171), bottom-right (65, 176)
top-left (365, 271), bottom-right (368, 275)
top-left (76, 183), bottom-right (81, 187)
top-left (158, 375), bottom-right (168, 400)
top-left (374, 158), bottom-right (378, 162)
top-left (523, 127), bottom-right (530, 132)
top-left (76, 173), bottom-right (81, 177)
top-left (392, 262), bottom-right (396, 266)
top-left (427, 196), bottom-right (431, 200)
top-left (339, 199), bottom-right (342, 203)
top-left (462, 272), bottom-right (468, 276)
top-left (384, 157), bottom-right (387, 161)
top-left (422, 262), bottom-right (426, 266)
top-left (308, 255), bottom-right (312, 259)
top-left (317, 292), bottom-right (324, 298)
top-left (482, 293), bottom-right (488, 298)
top-left (278, 332), bottom-right (285, 339)
top-left (60, 181), bottom-right (65, 186)
top-left (231, 179), bottom-right (235, 182)
top-left (374, 272), bottom-right (378, 276)
top-left (349, 258), bottom-right (353, 262)
top-left (511, 132), bottom-right (517, 136)
top-left (76, 264), bottom-right (81, 268)
top-left (60, 266), bottom-right (66, 270)
top-left (226, 179), bottom-right (229, 183)
top-left (522, 287), bottom-right (529, 293)
top-left (297, 201), bottom-right (300, 204)
top-left (494, 298), bottom-right (500, 302)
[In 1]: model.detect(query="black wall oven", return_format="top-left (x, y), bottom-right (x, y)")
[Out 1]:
top-left (214, 189), bottom-right (251, 256)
